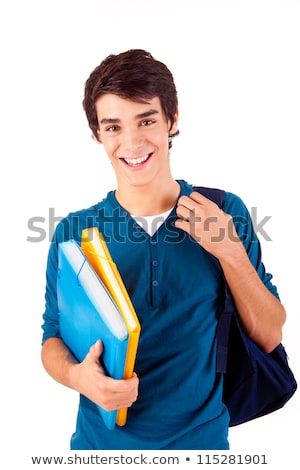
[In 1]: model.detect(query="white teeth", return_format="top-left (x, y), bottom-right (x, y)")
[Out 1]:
top-left (124, 155), bottom-right (149, 165)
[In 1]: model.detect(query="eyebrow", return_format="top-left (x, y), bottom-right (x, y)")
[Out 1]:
top-left (99, 109), bottom-right (159, 125)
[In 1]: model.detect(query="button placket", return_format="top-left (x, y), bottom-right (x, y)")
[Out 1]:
top-left (149, 237), bottom-right (160, 307)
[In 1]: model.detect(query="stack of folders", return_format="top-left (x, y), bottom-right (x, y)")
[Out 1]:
top-left (57, 227), bottom-right (140, 431)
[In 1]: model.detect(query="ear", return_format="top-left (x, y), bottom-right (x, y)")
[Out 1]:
top-left (92, 129), bottom-right (102, 144)
top-left (169, 108), bottom-right (179, 135)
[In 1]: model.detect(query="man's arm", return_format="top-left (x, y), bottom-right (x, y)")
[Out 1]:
top-left (217, 240), bottom-right (286, 353)
top-left (175, 191), bottom-right (286, 353)
top-left (41, 337), bottom-right (139, 411)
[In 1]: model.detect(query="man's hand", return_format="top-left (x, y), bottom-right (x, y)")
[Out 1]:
top-left (71, 339), bottom-right (139, 411)
top-left (175, 191), bottom-right (242, 261)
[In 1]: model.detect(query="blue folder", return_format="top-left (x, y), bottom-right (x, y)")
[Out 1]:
top-left (57, 239), bottom-right (129, 430)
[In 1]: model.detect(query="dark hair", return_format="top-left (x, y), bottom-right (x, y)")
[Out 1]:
top-left (82, 49), bottom-right (179, 146)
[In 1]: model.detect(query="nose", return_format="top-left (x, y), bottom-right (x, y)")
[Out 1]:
top-left (122, 126), bottom-right (144, 154)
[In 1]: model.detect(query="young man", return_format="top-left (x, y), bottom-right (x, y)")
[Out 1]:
top-left (41, 49), bottom-right (286, 450)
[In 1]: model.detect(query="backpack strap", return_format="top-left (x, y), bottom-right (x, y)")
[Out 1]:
top-left (193, 186), bottom-right (225, 208)
top-left (193, 186), bottom-right (232, 374)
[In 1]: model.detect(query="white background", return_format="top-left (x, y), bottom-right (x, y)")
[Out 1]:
top-left (1, 0), bottom-right (299, 467)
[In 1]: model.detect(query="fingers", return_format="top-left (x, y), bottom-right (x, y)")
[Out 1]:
top-left (174, 217), bottom-right (190, 232)
top-left (98, 373), bottom-right (139, 411)
top-left (177, 192), bottom-right (214, 212)
top-left (81, 340), bottom-right (139, 411)
top-left (176, 191), bottom-right (220, 221)
top-left (189, 191), bottom-right (210, 204)
top-left (176, 196), bottom-right (201, 224)
top-left (90, 339), bottom-right (103, 357)
top-left (175, 192), bottom-right (225, 249)
top-left (178, 192), bottom-right (206, 207)
top-left (85, 340), bottom-right (104, 365)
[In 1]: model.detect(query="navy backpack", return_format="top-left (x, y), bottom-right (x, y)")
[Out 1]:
top-left (194, 186), bottom-right (297, 426)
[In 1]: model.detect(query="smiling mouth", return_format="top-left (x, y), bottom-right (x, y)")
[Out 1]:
top-left (122, 154), bottom-right (152, 166)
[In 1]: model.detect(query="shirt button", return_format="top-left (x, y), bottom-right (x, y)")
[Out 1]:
top-left (152, 280), bottom-right (159, 287)
top-left (152, 259), bottom-right (158, 266)
top-left (150, 238), bottom-right (157, 245)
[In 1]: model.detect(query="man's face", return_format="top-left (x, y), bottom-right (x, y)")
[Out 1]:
top-left (95, 94), bottom-right (178, 189)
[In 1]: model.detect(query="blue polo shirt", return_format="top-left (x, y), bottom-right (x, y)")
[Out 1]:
top-left (41, 180), bottom-right (279, 450)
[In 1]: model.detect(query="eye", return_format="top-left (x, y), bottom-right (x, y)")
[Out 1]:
top-left (105, 125), bottom-right (120, 132)
top-left (141, 119), bottom-right (154, 126)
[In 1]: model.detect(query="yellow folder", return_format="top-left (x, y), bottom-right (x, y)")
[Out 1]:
top-left (81, 227), bottom-right (141, 426)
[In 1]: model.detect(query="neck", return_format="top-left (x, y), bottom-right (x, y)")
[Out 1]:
top-left (115, 178), bottom-right (180, 216)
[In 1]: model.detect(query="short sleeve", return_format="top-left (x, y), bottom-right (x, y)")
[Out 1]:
top-left (222, 191), bottom-right (280, 300)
